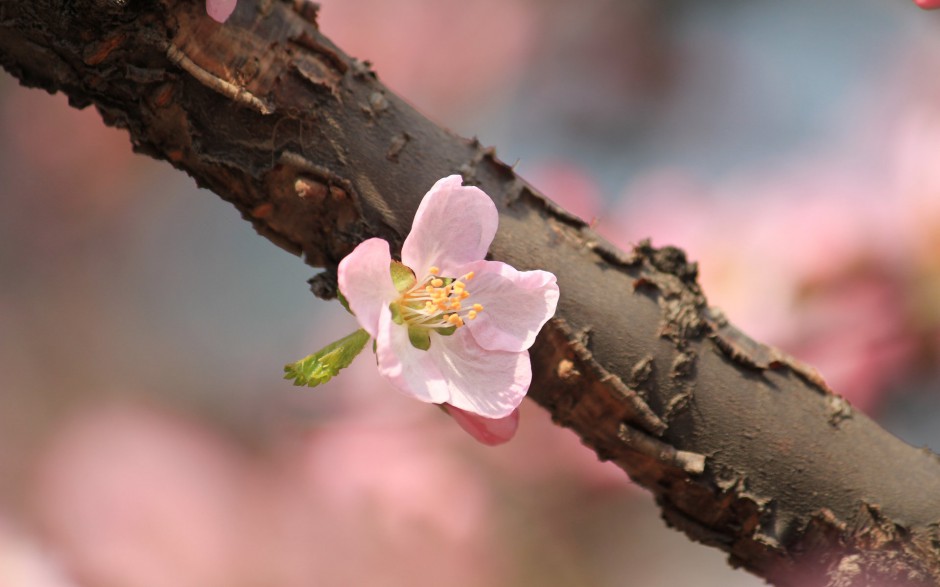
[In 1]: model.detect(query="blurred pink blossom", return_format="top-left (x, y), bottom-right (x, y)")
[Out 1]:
top-left (525, 160), bottom-right (605, 224)
top-left (0, 88), bottom-right (146, 254)
top-left (604, 159), bottom-right (923, 413)
top-left (33, 403), bottom-right (270, 587)
top-left (29, 400), bottom-right (509, 587)
top-left (0, 517), bottom-right (74, 587)
top-left (206, 0), bottom-right (237, 22)
top-left (301, 420), bottom-right (504, 587)
top-left (317, 0), bottom-right (535, 121)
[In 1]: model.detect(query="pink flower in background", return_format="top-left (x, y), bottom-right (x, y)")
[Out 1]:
top-left (915, 0), bottom-right (940, 9)
top-left (604, 162), bottom-right (922, 414)
top-left (318, 0), bottom-right (535, 123)
top-left (29, 401), bottom-right (507, 587)
top-left (206, 0), bottom-right (237, 22)
top-left (338, 175), bottom-right (559, 421)
top-left (0, 518), bottom-right (73, 587)
top-left (525, 160), bottom-right (604, 225)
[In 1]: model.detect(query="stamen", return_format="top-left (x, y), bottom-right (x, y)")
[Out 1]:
top-left (394, 266), bottom-right (483, 334)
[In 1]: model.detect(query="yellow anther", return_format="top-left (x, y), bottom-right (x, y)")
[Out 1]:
top-left (396, 267), bottom-right (487, 332)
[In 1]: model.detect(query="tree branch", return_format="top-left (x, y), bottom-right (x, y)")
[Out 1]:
top-left (2, 1), bottom-right (939, 584)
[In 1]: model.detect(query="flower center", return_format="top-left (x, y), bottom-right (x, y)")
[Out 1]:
top-left (396, 265), bottom-right (484, 331)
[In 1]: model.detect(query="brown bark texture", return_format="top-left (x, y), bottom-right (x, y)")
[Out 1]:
top-left (2, 1), bottom-right (940, 585)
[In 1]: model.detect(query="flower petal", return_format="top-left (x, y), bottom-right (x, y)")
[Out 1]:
top-left (337, 238), bottom-right (398, 337)
top-left (428, 329), bottom-right (531, 418)
top-left (444, 405), bottom-right (520, 446)
top-left (377, 319), bottom-right (529, 418)
top-left (460, 260), bottom-right (559, 352)
top-left (401, 175), bottom-right (498, 275)
top-left (376, 305), bottom-right (450, 404)
top-left (206, 0), bottom-right (237, 22)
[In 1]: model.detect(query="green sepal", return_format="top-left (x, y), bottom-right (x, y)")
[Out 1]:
top-left (283, 328), bottom-right (370, 387)
top-left (436, 325), bottom-right (457, 336)
top-left (407, 325), bottom-right (431, 350)
top-left (389, 302), bottom-right (404, 325)
top-left (337, 290), bottom-right (352, 315)
top-left (390, 260), bottom-right (416, 292)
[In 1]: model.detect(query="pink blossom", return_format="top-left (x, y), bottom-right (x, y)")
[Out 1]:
top-left (206, 0), bottom-right (237, 23)
top-left (338, 175), bottom-right (559, 420)
top-left (915, 0), bottom-right (940, 9)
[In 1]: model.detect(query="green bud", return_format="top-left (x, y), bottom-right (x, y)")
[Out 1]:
top-left (283, 328), bottom-right (370, 387)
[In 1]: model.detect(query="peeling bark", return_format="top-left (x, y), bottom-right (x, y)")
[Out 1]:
top-left (2, 1), bottom-right (940, 585)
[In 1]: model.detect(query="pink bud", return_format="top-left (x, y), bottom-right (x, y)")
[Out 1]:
top-left (444, 405), bottom-right (520, 446)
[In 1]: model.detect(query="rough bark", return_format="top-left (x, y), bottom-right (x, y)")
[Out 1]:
top-left (2, 1), bottom-right (940, 585)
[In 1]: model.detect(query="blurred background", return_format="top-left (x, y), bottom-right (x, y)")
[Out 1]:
top-left (2, 0), bottom-right (940, 585)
